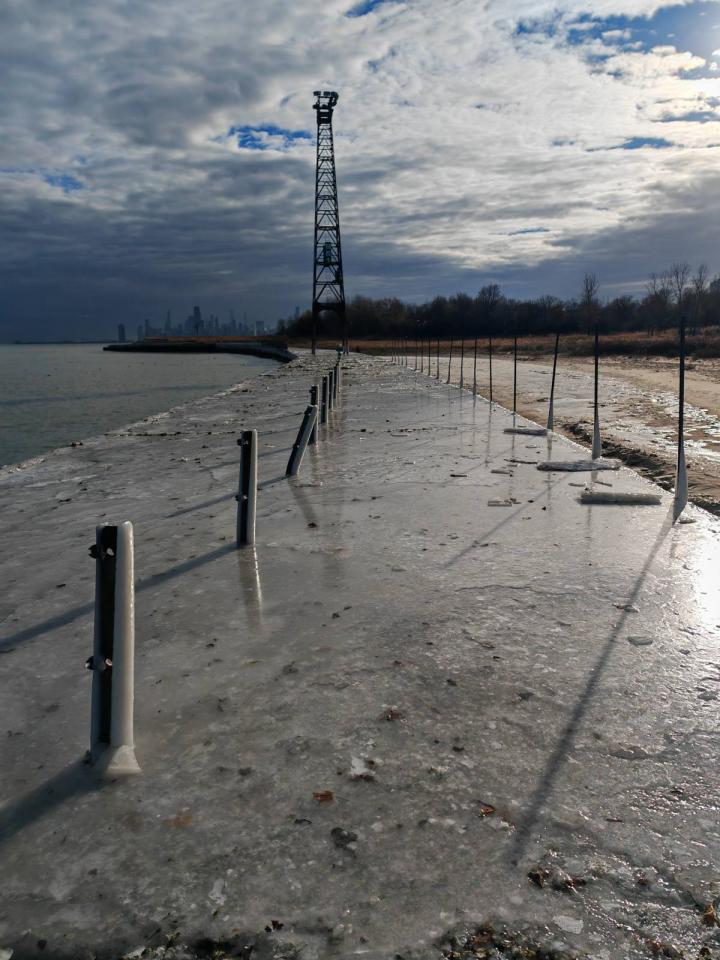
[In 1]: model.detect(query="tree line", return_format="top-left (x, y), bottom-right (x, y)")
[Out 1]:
top-left (280, 263), bottom-right (720, 340)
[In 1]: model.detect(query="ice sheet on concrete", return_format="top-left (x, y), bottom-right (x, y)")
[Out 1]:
top-left (1, 356), bottom-right (719, 960)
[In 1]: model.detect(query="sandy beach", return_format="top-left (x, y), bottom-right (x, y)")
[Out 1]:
top-left (438, 349), bottom-right (720, 516)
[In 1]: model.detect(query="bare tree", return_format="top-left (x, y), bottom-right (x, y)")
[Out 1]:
top-left (582, 272), bottom-right (598, 299)
top-left (670, 261), bottom-right (691, 314)
top-left (645, 271), bottom-right (672, 302)
top-left (644, 271), bottom-right (673, 333)
top-left (477, 284), bottom-right (501, 334)
top-left (580, 273), bottom-right (599, 330)
top-left (478, 283), bottom-right (501, 313)
top-left (691, 263), bottom-right (708, 334)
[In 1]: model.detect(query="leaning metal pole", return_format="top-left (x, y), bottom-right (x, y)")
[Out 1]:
top-left (311, 91), bottom-right (347, 355)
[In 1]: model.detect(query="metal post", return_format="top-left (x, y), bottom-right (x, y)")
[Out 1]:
top-left (321, 375), bottom-right (328, 424)
top-left (327, 368), bottom-right (334, 411)
top-left (427, 338), bottom-right (431, 375)
top-left (488, 335), bottom-right (493, 402)
top-left (436, 338), bottom-right (440, 379)
top-left (309, 385), bottom-right (318, 444)
top-left (547, 332), bottom-right (560, 431)
top-left (459, 338), bottom-right (465, 388)
top-left (592, 325), bottom-right (601, 460)
top-left (287, 405), bottom-right (319, 477)
top-left (513, 336), bottom-right (518, 414)
top-left (88, 521), bottom-right (140, 776)
top-left (333, 363), bottom-right (339, 400)
top-left (473, 337), bottom-right (478, 395)
top-left (446, 338), bottom-right (454, 384)
top-left (674, 313), bottom-right (688, 522)
top-left (236, 429), bottom-right (258, 546)
top-left (414, 339), bottom-right (419, 370)
top-left (420, 339), bottom-right (424, 374)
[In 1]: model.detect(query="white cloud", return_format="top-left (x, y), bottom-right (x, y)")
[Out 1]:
top-left (1, 0), bottom-right (719, 336)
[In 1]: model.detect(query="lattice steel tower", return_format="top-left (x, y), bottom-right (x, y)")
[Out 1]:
top-left (311, 90), bottom-right (346, 353)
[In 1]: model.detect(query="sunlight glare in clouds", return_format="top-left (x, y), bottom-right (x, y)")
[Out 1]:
top-left (1, 0), bottom-right (719, 336)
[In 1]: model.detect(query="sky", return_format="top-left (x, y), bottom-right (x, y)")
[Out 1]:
top-left (1, 0), bottom-right (720, 339)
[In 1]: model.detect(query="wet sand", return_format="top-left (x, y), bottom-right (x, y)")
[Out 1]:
top-left (434, 350), bottom-right (720, 515)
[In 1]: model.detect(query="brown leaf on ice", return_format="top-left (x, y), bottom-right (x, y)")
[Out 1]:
top-left (701, 903), bottom-right (718, 927)
top-left (644, 938), bottom-right (683, 958)
top-left (528, 867), bottom-right (551, 888)
top-left (312, 790), bottom-right (335, 804)
top-left (383, 707), bottom-right (404, 721)
top-left (477, 802), bottom-right (496, 817)
top-left (164, 812), bottom-right (193, 828)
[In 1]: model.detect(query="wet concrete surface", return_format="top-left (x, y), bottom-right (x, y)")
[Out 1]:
top-left (1, 355), bottom-right (719, 960)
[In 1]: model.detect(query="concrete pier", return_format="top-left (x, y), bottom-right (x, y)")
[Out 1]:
top-left (1, 355), bottom-right (719, 960)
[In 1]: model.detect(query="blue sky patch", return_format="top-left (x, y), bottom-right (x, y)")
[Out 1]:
top-left (44, 173), bottom-right (83, 193)
top-left (620, 136), bottom-right (674, 149)
top-left (658, 109), bottom-right (720, 123)
top-left (508, 227), bottom-right (550, 236)
top-left (230, 124), bottom-right (312, 150)
top-left (586, 136), bottom-right (675, 152)
top-left (1, 167), bottom-right (84, 193)
top-left (517, 2), bottom-right (720, 67)
top-left (347, 0), bottom-right (387, 17)
top-left (569, 2), bottom-right (720, 60)
top-left (514, 16), bottom-right (560, 39)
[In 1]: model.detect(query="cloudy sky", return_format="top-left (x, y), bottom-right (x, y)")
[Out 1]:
top-left (2, 0), bottom-right (720, 339)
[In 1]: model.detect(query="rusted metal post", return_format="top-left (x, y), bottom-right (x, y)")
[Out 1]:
top-left (446, 338), bottom-right (454, 384)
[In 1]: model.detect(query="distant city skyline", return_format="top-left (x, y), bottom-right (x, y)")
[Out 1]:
top-left (2, 0), bottom-right (719, 340)
top-left (2, 304), bottom-right (282, 343)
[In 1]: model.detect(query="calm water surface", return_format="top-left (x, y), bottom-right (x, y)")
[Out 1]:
top-left (0, 344), bottom-right (274, 467)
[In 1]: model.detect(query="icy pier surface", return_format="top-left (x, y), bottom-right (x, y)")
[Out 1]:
top-left (1, 356), bottom-right (719, 960)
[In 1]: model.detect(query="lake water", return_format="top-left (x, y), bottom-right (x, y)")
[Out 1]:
top-left (0, 344), bottom-right (275, 468)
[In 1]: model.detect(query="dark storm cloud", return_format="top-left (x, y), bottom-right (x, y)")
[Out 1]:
top-left (1, 0), bottom-right (719, 339)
